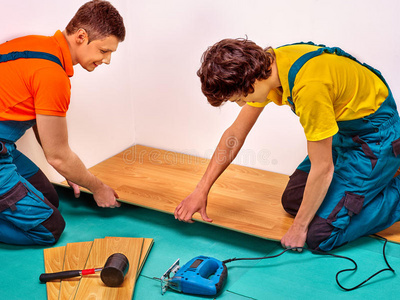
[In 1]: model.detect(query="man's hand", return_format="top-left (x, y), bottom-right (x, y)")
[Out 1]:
top-left (280, 223), bottom-right (308, 252)
top-left (92, 182), bottom-right (120, 208)
top-left (174, 189), bottom-right (213, 223)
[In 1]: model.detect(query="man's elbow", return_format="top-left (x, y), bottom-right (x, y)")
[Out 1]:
top-left (323, 162), bottom-right (335, 182)
top-left (45, 150), bottom-right (71, 172)
top-left (43, 144), bottom-right (72, 171)
top-left (224, 128), bottom-right (246, 148)
top-left (311, 161), bottom-right (334, 182)
top-left (46, 155), bottom-right (64, 171)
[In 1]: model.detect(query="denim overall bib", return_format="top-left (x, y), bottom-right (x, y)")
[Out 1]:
top-left (0, 51), bottom-right (65, 245)
top-left (285, 44), bottom-right (400, 251)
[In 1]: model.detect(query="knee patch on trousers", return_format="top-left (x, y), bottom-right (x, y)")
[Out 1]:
top-left (307, 192), bottom-right (365, 251)
top-left (40, 197), bottom-right (65, 244)
top-left (306, 216), bottom-right (335, 251)
top-left (0, 182), bottom-right (65, 245)
top-left (281, 169), bottom-right (309, 216)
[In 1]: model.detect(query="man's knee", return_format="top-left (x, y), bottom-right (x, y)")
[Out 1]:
top-left (281, 189), bottom-right (298, 216)
top-left (281, 169), bottom-right (309, 216)
top-left (306, 216), bottom-right (330, 250)
top-left (306, 216), bottom-right (339, 251)
top-left (41, 204), bottom-right (66, 244)
top-left (0, 208), bottom-right (65, 246)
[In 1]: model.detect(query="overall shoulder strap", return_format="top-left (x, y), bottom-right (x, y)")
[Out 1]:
top-left (0, 51), bottom-right (64, 70)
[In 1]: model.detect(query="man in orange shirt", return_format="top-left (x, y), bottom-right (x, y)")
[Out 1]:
top-left (0, 0), bottom-right (125, 245)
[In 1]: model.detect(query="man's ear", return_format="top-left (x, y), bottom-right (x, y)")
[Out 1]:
top-left (75, 28), bottom-right (88, 45)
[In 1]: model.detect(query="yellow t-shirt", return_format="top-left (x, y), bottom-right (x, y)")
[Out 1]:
top-left (248, 44), bottom-right (389, 141)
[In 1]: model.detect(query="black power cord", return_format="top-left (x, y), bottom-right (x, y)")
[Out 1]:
top-left (222, 234), bottom-right (395, 291)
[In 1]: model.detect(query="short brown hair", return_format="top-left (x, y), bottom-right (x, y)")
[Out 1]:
top-left (66, 0), bottom-right (125, 43)
top-left (197, 38), bottom-right (274, 107)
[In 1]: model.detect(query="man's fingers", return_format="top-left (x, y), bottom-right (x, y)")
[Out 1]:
top-left (174, 205), bottom-right (193, 222)
top-left (108, 197), bottom-right (121, 208)
top-left (182, 210), bottom-right (193, 223)
top-left (177, 209), bottom-right (194, 223)
top-left (174, 206), bottom-right (183, 220)
top-left (74, 188), bottom-right (80, 198)
top-left (281, 240), bottom-right (291, 250)
top-left (281, 243), bottom-right (303, 252)
top-left (174, 204), bottom-right (182, 219)
top-left (70, 184), bottom-right (80, 198)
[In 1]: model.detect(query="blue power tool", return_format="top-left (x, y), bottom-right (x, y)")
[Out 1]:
top-left (158, 256), bottom-right (227, 297)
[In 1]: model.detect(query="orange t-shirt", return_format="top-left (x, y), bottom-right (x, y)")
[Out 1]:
top-left (0, 30), bottom-right (74, 121)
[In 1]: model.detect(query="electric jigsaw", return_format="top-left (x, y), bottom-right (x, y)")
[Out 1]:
top-left (157, 255), bottom-right (227, 297)
top-left (154, 239), bottom-right (395, 296)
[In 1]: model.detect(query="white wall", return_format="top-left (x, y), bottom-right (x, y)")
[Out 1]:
top-left (130, 0), bottom-right (400, 175)
top-left (0, 0), bottom-right (134, 182)
top-left (1, 0), bottom-right (399, 183)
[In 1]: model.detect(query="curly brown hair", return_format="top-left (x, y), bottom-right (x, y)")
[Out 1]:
top-left (197, 38), bottom-right (274, 107)
top-left (66, 0), bottom-right (125, 43)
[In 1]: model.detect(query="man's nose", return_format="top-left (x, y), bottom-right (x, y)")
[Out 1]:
top-left (102, 53), bottom-right (111, 65)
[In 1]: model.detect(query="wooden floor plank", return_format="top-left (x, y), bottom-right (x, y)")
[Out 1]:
top-left (43, 246), bottom-right (65, 300)
top-left (74, 237), bottom-right (143, 300)
top-left (56, 144), bottom-right (400, 244)
top-left (59, 241), bottom-right (93, 300)
top-left (137, 238), bottom-right (154, 276)
top-left (106, 237), bottom-right (154, 278)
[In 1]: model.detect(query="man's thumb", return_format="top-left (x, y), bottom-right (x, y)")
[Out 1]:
top-left (201, 209), bottom-right (213, 223)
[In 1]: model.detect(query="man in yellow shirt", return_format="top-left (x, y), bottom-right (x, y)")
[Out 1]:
top-left (174, 39), bottom-right (400, 252)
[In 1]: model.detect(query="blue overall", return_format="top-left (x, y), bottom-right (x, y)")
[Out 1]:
top-left (0, 51), bottom-right (65, 245)
top-left (282, 44), bottom-right (400, 251)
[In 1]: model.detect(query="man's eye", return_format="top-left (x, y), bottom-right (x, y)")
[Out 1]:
top-left (100, 50), bottom-right (106, 54)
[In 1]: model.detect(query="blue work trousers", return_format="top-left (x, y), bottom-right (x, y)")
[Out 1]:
top-left (0, 142), bottom-right (65, 245)
top-left (282, 94), bottom-right (400, 251)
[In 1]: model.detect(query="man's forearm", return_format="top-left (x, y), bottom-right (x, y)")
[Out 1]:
top-left (293, 166), bottom-right (334, 228)
top-left (47, 149), bottom-right (103, 192)
top-left (197, 129), bottom-right (244, 193)
top-left (35, 114), bottom-right (106, 195)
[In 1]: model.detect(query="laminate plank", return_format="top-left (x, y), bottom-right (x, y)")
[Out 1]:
top-left (43, 246), bottom-right (65, 300)
top-left (106, 237), bottom-right (154, 277)
top-left (73, 237), bottom-right (143, 300)
top-left (59, 241), bottom-right (93, 300)
top-left (138, 238), bottom-right (154, 275)
top-left (56, 144), bottom-right (400, 244)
